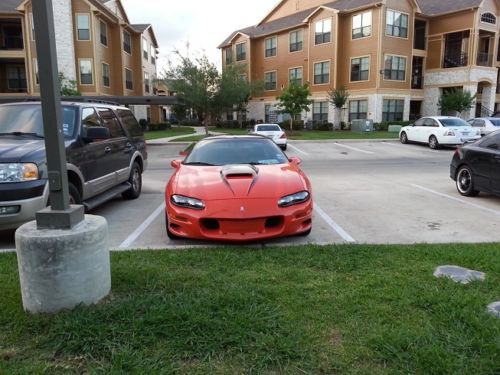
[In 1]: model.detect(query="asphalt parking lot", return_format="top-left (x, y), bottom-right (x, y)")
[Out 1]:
top-left (1, 139), bottom-right (500, 251)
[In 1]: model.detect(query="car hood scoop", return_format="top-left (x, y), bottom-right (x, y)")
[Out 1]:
top-left (220, 164), bottom-right (258, 196)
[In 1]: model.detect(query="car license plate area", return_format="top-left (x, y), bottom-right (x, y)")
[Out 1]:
top-left (219, 218), bottom-right (264, 233)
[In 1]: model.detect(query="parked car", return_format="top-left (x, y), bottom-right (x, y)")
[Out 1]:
top-left (249, 123), bottom-right (287, 150)
top-left (450, 130), bottom-right (500, 197)
top-left (165, 135), bottom-right (312, 241)
top-left (467, 117), bottom-right (500, 136)
top-left (399, 116), bottom-right (481, 149)
top-left (0, 101), bottom-right (147, 230)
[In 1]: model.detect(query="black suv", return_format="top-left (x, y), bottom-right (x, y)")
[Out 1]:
top-left (0, 101), bottom-right (147, 230)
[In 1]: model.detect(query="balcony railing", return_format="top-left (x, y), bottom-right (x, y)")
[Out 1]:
top-left (476, 52), bottom-right (492, 67)
top-left (443, 52), bottom-right (468, 68)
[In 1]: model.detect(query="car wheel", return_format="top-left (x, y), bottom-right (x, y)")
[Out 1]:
top-left (68, 182), bottom-right (82, 205)
top-left (429, 135), bottom-right (440, 149)
top-left (400, 132), bottom-right (408, 144)
top-left (122, 162), bottom-right (142, 200)
top-left (456, 165), bottom-right (479, 197)
top-left (165, 212), bottom-right (180, 239)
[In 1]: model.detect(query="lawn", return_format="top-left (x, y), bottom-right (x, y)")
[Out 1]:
top-left (144, 126), bottom-right (195, 140)
top-left (1, 244), bottom-right (499, 374)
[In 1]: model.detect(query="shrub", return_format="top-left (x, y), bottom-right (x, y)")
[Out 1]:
top-left (312, 121), bottom-right (333, 131)
top-left (138, 118), bottom-right (148, 131)
top-left (373, 121), bottom-right (413, 131)
top-left (180, 119), bottom-right (201, 126)
top-left (280, 120), bottom-right (304, 131)
top-left (148, 122), bottom-right (171, 131)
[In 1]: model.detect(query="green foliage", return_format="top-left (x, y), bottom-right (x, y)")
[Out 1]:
top-left (276, 83), bottom-right (312, 130)
top-left (59, 72), bottom-right (80, 96)
top-left (328, 86), bottom-right (349, 109)
top-left (374, 120), bottom-right (413, 131)
top-left (147, 122), bottom-right (171, 131)
top-left (438, 88), bottom-right (476, 115)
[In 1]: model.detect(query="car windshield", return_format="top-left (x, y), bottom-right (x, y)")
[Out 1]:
top-left (440, 118), bottom-right (469, 127)
top-left (184, 138), bottom-right (288, 166)
top-left (256, 125), bottom-right (280, 131)
top-left (0, 105), bottom-right (77, 138)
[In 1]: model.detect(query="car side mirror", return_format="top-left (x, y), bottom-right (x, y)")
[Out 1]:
top-left (83, 126), bottom-right (110, 142)
top-left (171, 160), bottom-right (182, 169)
top-left (288, 156), bottom-right (301, 165)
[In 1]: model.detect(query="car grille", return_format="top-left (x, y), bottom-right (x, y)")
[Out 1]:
top-left (200, 216), bottom-right (284, 233)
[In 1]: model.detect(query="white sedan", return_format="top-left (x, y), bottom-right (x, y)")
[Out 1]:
top-left (467, 117), bottom-right (500, 136)
top-left (250, 123), bottom-right (287, 150)
top-left (399, 116), bottom-right (481, 149)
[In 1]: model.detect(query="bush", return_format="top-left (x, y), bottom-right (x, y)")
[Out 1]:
top-left (312, 121), bottom-right (333, 131)
top-left (215, 120), bottom-right (240, 128)
top-left (148, 122), bottom-right (171, 131)
top-left (373, 121), bottom-right (413, 131)
top-left (180, 119), bottom-right (201, 126)
top-left (280, 120), bottom-right (304, 131)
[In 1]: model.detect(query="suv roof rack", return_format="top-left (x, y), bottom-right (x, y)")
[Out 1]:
top-left (61, 97), bottom-right (121, 106)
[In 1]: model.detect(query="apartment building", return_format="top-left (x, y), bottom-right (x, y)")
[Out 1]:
top-left (219, 0), bottom-right (500, 123)
top-left (0, 0), bottom-right (162, 122)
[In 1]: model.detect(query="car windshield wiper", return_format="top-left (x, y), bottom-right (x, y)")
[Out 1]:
top-left (183, 161), bottom-right (217, 166)
top-left (0, 132), bottom-right (44, 138)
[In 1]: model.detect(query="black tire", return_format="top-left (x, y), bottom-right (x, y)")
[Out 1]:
top-left (456, 165), bottom-right (479, 197)
top-left (165, 211), bottom-right (179, 239)
top-left (400, 132), bottom-right (408, 144)
top-left (68, 182), bottom-right (82, 205)
top-left (122, 162), bottom-right (142, 200)
top-left (429, 135), bottom-right (440, 149)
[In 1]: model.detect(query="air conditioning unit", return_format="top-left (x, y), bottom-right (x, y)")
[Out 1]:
top-left (351, 119), bottom-right (374, 132)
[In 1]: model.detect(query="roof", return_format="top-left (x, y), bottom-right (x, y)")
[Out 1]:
top-left (132, 24), bottom-right (151, 33)
top-left (416, 0), bottom-right (482, 16)
top-left (0, 0), bottom-right (23, 13)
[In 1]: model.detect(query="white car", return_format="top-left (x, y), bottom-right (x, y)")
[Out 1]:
top-left (399, 116), bottom-right (481, 149)
top-left (467, 117), bottom-right (500, 136)
top-left (250, 123), bottom-right (287, 150)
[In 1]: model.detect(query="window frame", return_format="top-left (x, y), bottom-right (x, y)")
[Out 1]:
top-left (480, 12), bottom-right (496, 25)
top-left (352, 11), bottom-right (372, 40)
top-left (123, 30), bottom-right (132, 54)
top-left (125, 68), bottom-right (133, 90)
top-left (225, 47), bottom-right (233, 65)
top-left (29, 13), bottom-right (35, 41)
top-left (265, 35), bottom-right (277, 58)
top-left (99, 20), bottom-right (108, 47)
top-left (314, 18), bottom-right (331, 45)
top-left (102, 62), bottom-right (110, 88)
top-left (144, 71), bottom-right (150, 93)
top-left (264, 70), bottom-right (277, 91)
top-left (236, 42), bottom-right (247, 61)
top-left (289, 29), bottom-right (303, 52)
top-left (312, 101), bottom-right (329, 121)
top-left (33, 58), bottom-right (39, 86)
top-left (385, 9), bottom-right (409, 39)
top-left (348, 99), bottom-right (368, 121)
top-left (384, 55), bottom-right (407, 81)
top-left (150, 45), bottom-right (156, 64)
top-left (350, 56), bottom-right (370, 82)
top-left (313, 60), bottom-right (330, 85)
top-left (382, 99), bottom-right (405, 122)
top-left (78, 59), bottom-right (93, 85)
top-left (288, 66), bottom-right (303, 86)
top-left (76, 13), bottom-right (91, 41)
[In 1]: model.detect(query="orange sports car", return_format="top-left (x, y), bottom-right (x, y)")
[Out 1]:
top-left (165, 135), bottom-right (313, 241)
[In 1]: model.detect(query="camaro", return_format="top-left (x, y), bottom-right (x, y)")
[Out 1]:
top-left (165, 135), bottom-right (312, 241)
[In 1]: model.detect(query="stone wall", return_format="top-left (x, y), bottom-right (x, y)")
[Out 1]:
top-left (52, 0), bottom-right (76, 81)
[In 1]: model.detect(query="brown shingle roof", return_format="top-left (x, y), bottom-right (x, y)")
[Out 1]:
top-left (0, 0), bottom-right (23, 13)
top-left (416, 0), bottom-right (482, 16)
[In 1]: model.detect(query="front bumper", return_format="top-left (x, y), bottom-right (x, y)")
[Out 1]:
top-left (0, 180), bottom-right (48, 230)
top-left (166, 197), bottom-right (312, 241)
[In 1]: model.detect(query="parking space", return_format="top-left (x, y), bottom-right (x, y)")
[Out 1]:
top-left (1, 139), bottom-right (499, 251)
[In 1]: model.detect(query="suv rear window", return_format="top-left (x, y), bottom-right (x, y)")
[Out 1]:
top-left (116, 109), bottom-right (143, 137)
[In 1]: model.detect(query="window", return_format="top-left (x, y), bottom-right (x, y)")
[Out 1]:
top-left (150, 45), bottom-right (156, 64)
top-left (116, 109), bottom-right (143, 137)
top-left (289, 30), bottom-right (303, 52)
top-left (386, 10), bottom-right (408, 38)
top-left (289, 67), bottom-right (302, 85)
top-left (384, 55), bottom-right (406, 81)
top-left (382, 99), bottom-right (404, 121)
top-left (7, 66), bottom-right (26, 91)
top-left (97, 108), bottom-right (125, 138)
top-left (264, 71), bottom-right (277, 90)
top-left (315, 19), bottom-right (331, 44)
top-left (265, 36), bottom-right (277, 57)
top-left (225, 47), bottom-right (233, 64)
top-left (350, 57), bottom-right (369, 81)
top-left (352, 11), bottom-right (372, 39)
top-left (99, 20), bottom-right (107, 46)
top-left (481, 12), bottom-right (496, 24)
top-left (79, 59), bottom-right (93, 85)
top-left (314, 61), bottom-right (330, 84)
top-left (125, 68), bottom-right (133, 90)
top-left (142, 37), bottom-right (148, 60)
top-left (313, 101), bottom-right (328, 121)
top-left (76, 14), bottom-right (90, 41)
top-left (81, 107), bottom-right (101, 128)
top-left (349, 100), bottom-right (368, 121)
top-left (123, 30), bottom-right (131, 54)
top-left (411, 56), bottom-right (423, 89)
top-left (102, 63), bottom-right (110, 87)
top-left (29, 13), bottom-right (35, 41)
top-left (236, 42), bottom-right (246, 61)
top-left (144, 72), bottom-right (150, 93)
top-left (33, 58), bottom-right (39, 85)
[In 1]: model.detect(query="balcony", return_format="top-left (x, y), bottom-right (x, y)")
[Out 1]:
top-left (443, 52), bottom-right (468, 68)
top-left (477, 52), bottom-right (493, 67)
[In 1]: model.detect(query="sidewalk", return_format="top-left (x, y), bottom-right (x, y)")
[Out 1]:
top-left (146, 126), bottom-right (228, 145)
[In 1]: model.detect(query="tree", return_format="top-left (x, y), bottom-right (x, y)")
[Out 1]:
top-left (59, 72), bottom-right (80, 96)
top-left (275, 83), bottom-right (312, 131)
top-left (438, 88), bottom-right (476, 117)
top-left (328, 86), bottom-right (349, 130)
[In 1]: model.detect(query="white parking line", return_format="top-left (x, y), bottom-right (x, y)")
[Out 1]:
top-left (334, 142), bottom-right (374, 155)
top-left (118, 202), bottom-right (165, 249)
top-left (314, 203), bottom-right (356, 243)
top-left (287, 144), bottom-right (309, 155)
top-left (411, 184), bottom-right (500, 216)
top-left (0, 249), bottom-right (15, 254)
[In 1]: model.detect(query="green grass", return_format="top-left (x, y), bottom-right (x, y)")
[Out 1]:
top-left (144, 127), bottom-right (195, 140)
top-left (1, 244), bottom-right (499, 374)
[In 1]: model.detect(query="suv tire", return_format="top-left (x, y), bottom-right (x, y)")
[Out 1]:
top-left (68, 182), bottom-right (82, 205)
top-left (122, 162), bottom-right (142, 200)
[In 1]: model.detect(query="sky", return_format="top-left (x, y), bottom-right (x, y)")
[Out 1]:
top-left (121, 0), bottom-right (280, 73)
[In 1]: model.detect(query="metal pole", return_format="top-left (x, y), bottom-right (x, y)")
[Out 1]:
top-left (33, 0), bottom-right (84, 228)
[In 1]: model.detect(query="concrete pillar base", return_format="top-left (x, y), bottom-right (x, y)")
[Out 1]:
top-left (15, 215), bottom-right (110, 314)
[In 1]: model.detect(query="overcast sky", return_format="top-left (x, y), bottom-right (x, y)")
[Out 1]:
top-left (121, 0), bottom-right (279, 73)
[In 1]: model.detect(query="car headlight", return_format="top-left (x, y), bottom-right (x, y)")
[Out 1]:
top-left (0, 163), bottom-right (39, 183)
top-left (171, 194), bottom-right (205, 210)
top-left (278, 191), bottom-right (310, 207)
